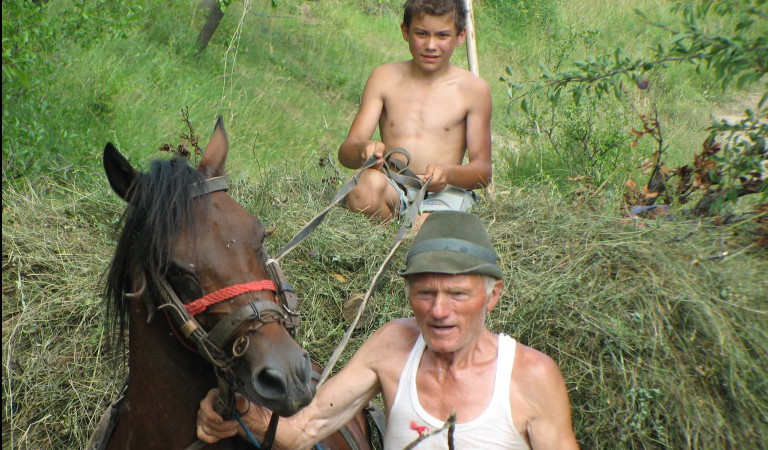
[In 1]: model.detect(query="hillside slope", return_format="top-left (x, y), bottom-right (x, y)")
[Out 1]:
top-left (3, 1), bottom-right (766, 448)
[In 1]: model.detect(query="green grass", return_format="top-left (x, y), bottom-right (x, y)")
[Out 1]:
top-left (3, 0), bottom-right (766, 448)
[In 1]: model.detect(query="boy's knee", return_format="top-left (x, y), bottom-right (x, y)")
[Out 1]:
top-left (346, 185), bottom-right (383, 214)
top-left (344, 172), bottom-right (398, 220)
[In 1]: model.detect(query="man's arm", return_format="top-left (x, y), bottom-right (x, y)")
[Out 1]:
top-left (423, 76), bottom-right (492, 191)
top-left (197, 322), bottom-right (402, 449)
top-left (338, 66), bottom-right (388, 169)
top-left (515, 346), bottom-right (580, 450)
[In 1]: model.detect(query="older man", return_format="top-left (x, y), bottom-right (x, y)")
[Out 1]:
top-left (197, 211), bottom-right (579, 449)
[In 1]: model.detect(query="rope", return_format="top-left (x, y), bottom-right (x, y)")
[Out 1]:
top-left (185, 280), bottom-right (277, 316)
top-left (319, 177), bottom-right (431, 385)
top-left (235, 410), bottom-right (265, 449)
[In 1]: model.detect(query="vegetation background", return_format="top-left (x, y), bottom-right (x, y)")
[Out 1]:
top-left (2, 0), bottom-right (766, 448)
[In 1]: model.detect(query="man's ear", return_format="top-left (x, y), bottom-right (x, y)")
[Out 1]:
top-left (401, 23), bottom-right (409, 41)
top-left (486, 278), bottom-right (503, 311)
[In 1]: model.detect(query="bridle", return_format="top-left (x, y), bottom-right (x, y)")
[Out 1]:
top-left (138, 175), bottom-right (299, 450)
top-left (154, 176), bottom-right (301, 368)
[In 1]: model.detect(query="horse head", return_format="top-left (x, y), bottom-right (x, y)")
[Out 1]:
top-left (103, 117), bottom-right (314, 418)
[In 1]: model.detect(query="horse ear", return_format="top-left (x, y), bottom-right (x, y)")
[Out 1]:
top-left (104, 143), bottom-right (138, 201)
top-left (198, 116), bottom-right (228, 178)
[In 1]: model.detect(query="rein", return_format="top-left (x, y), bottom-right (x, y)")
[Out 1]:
top-left (270, 148), bottom-right (428, 262)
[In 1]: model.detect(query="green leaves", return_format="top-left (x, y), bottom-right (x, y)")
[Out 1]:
top-left (502, 0), bottom-right (767, 215)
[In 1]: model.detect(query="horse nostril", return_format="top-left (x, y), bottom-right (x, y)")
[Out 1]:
top-left (254, 368), bottom-right (287, 399)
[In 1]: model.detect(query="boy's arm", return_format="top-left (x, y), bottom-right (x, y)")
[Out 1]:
top-left (424, 77), bottom-right (492, 191)
top-left (338, 66), bottom-right (387, 169)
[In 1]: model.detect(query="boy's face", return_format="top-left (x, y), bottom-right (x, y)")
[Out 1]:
top-left (401, 13), bottom-right (466, 73)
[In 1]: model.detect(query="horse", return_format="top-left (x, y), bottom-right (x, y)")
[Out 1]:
top-left (90, 117), bottom-right (373, 449)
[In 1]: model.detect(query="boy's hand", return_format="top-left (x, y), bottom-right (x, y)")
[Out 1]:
top-left (196, 389), bottom-right (252, 443)
top-left (424, 163), bottom-right (451, 192)
top-left (362, 141), bottom-right (386, 169)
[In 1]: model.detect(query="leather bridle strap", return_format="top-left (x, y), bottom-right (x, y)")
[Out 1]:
top-left (191, 175), bottom-right (229, 198)
top-left (263, 248), bottom-right (301, 333)
top-left (155, 276), bottom-right (230, 368)
top-left (206, 300), bottom-right (288, 349)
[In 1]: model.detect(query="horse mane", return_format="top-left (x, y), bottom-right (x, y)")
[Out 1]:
top-left (104, 157), bottom-right (208, 348)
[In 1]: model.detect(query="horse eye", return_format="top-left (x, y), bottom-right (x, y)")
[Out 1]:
top-left (166, 264), bottom-right (202, 299)
top-left (166, 263), bottom-right (188, 276)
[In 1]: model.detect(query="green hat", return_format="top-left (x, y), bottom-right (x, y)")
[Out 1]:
top-left (399, 211), bottom-right (503, 279)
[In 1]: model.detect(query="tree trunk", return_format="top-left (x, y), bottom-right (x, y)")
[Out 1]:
top-left (197, 0), bottom-right (224, 52)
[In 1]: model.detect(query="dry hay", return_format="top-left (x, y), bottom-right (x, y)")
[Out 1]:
top-left (3, 162), bottom-right (767, 448)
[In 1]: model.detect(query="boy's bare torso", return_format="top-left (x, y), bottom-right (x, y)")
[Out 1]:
top-left (374, 61), bottom-right (475, 174)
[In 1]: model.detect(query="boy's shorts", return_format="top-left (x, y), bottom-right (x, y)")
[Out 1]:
top-left (387, 177), bottom-right (478, 217)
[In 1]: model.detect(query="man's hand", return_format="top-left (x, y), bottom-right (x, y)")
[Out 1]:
top-left (196, 388), bottom-right (252, 443)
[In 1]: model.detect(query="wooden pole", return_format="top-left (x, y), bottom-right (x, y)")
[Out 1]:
top-left (462, 0), bottom-right (494, 198)
top-left (463, 0), bottom-right (479, 76)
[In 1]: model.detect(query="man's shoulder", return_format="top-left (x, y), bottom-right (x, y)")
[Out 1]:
top-left (365, 318), bottom-right (420, 351)
top-left (354, 319), bottom-right (420, 370)
top-left (511, 343), bottom-right (567, 410)
top-left (514, 343), bottom-right (564, 381)
top-left (375, 318), bottom-right (420, 342)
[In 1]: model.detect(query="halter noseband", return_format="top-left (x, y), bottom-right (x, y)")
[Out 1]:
top-left (185, 280), bottom-right (278, 316)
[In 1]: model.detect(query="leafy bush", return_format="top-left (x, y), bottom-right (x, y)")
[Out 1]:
top-left (502, 0), bottom-right (767, 214)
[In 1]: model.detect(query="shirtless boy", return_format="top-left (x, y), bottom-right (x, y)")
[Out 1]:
top-left (339, 0), bottom-right (493, 222)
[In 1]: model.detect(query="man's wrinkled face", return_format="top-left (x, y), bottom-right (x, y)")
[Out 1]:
top-left (407, 273), bottom-right (499, 354)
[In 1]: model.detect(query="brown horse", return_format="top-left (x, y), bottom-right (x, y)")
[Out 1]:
top-left (91, 117), bottom-right (372, 449)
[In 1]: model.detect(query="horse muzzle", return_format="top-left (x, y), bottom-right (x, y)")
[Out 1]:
top-left (234, 337), bottom-right (315, 417)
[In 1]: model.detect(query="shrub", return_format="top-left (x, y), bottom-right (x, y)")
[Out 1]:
top-left (502, 0), bottom-right (767, 214)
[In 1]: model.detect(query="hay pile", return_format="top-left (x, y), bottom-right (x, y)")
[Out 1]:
top-left (480, 189), bottom-right (767, 447)
top-left (2, 177), bottom-right (125, 448)
top-left (3, 162), bottom-right (766, 448)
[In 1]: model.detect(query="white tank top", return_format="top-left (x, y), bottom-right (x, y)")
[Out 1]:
top-left (383, 333), bottom-right (530, 449)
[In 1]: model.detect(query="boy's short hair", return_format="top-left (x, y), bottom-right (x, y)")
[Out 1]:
top-left (402, 0), bottom-right (467, 33)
